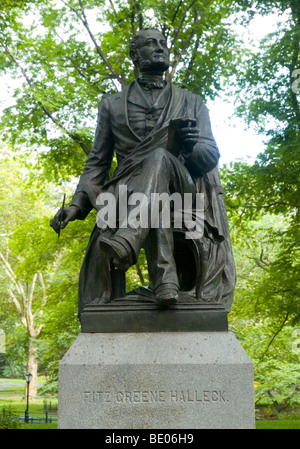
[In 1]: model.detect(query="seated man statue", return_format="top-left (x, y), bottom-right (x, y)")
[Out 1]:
top-left (50, 28), bottom-right (236, 316)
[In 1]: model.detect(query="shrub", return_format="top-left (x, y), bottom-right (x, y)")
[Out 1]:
top-left (0, 404), bottom-right (23, 429)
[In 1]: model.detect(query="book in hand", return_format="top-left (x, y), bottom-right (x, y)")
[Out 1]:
top-left (166, 116), bottom-right (197, 157)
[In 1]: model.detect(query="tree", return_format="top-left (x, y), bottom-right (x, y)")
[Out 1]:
top-left (0, 254), bottom-right (46, 396)
top-left (219, 1), bottom-right (300, 401)
top-left (0, 147), bottom-right (81, 392)
top-left (221, 203), bottom-right (300, 413)
top-left (0, 0), bottom-right (248, 323)
top-left (0, 148), bottom-right (54, 394)
top-left (0, 0), bottom-right (299, 406)
top-left (0, 143), bottom-right (153, 389)
top-left (0, 0), bottom-right (245, 182)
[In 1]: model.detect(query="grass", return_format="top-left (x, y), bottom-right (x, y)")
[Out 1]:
top-left (256, 419), bottom-right (300, 429)
top-left (0, 399), bottom-right (58, 429)
top-left (22, 422), bottom-right (57, 429)
top-left (0, 378), bottom-right (57, 429)
top-left (0, 397), bottom-right (57, 411)
top-left (1, 378), bottom-right (300, 429)
top-left (0, 378), bottom-right (27, 384)
top-left (18, 419), bottom-right (300, 430)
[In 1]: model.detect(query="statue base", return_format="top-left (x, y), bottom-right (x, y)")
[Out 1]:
top-left (58, 331), bottom-right (255, 429)
top-left (80, 296), bottom-right (228, 333)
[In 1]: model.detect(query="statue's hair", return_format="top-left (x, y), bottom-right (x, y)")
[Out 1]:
top-left (129, 28), bottom-right (164, 54)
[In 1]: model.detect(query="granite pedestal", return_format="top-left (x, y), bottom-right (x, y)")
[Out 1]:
top-left (58, 314), bottom-right (255, 429)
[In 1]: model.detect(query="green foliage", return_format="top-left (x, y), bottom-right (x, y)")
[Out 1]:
top-left (221, 0), bottom-right (300, 332)
top-left (0, 147), bottom-right (83, 379)
top-left (230, 1), bottom-right (299, 214)
top-left (0, 404), bottom-right (23, 429)
top-left (0, 145), bottom-right (148, 384)
top-left (0, 0), bottom-right (247, 180)
top-left (0, 324), bottom-right (28, 378)
top-left (256, 419), bottom-right (300, 429)
top-left (0, 0), bottom-right (299, 412)
top-left (231, 317), bottom-right (300, 413)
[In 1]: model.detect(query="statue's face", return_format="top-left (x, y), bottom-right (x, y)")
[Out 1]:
top-left (132, 29), bottom-right (169, 73)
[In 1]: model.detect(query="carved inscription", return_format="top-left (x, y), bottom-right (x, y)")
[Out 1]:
top-left (83, 389), bottom-right (228, 404)
top-left (83, 391), bottom-right (111, 403)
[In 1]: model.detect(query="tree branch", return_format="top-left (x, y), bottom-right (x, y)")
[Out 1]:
top-left (53, 29), bottom-right (101, 91)
top-left (168, 28), bottom-right (196, 81)
top-left (171, 0), bottom-right (184, 25)
top-left (0, 252), bottom-right (46, 337)
top-left (289, 24), bottom-right (300, 122)
top-left (7, 288), bottom-right (23, 320)
top-left (3, 45), bottom-right (90, 156)
top-left (133, 0), bottom-right (143, 30)
top-left (182, 38), bottom-right (200, 84)
top-left (108, 0), bottom-right (117, 16)
top-left (135, 262), bottom-right (144, 284)
top-left (0, 252), bottom-right (26, 304)
top-left (171, 0), bottom-right (197, 48)
top-left (168, 4), bottom-right (198, 81)
top-left (161, 0), bottom-right (168, 38)
top-left (38, 272), bottom-right (47, 302)
top-left (28, 273), bottom-right (38, 323)
top-left (62, 0), bottom-right (125, 88)
top-left (28, 323), bottom-right (43, 339)
top-left (260, 311), bottom-right (290, 360)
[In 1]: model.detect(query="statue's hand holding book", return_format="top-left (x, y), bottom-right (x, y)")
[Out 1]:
top-left (167, 117), bottom-right (199, 157)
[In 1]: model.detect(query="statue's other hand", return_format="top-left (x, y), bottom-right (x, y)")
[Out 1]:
top-left (177, 126), bottom-right (199, 154)
top-left (50, 205), bottom-right (80, 234)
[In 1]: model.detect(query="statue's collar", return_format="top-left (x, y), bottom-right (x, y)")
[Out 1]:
top-left (137, 79), bottom-right (165, 91)
top-left (128, 80), bottom-right (170, 109)
top-left (137, 73), bottom-right (166, 90)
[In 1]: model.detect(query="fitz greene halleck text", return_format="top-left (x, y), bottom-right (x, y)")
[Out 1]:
top-left (83, 389), bottom-right (228, 403)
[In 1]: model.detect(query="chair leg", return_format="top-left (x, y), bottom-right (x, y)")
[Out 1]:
top-left (111, 267), bottom-right (126, 299)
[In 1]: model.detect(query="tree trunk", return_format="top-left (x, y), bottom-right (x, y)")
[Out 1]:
top-left (26, 338), bottom-right (38, 398)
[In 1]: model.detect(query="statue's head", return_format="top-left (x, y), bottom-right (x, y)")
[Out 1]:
top-left (129, 28), bottom-right (170, 73)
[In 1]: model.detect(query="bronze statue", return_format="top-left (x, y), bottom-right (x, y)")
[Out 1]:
top-left (50, 28), bottom-right (236, 318)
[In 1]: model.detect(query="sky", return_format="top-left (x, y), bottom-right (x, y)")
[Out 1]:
top-left (209, 13), bottom-right (283, 165)
top-left (209, 97), bottom-right (265, 166)
top-left (0, 11), bottom-right (282, 166)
